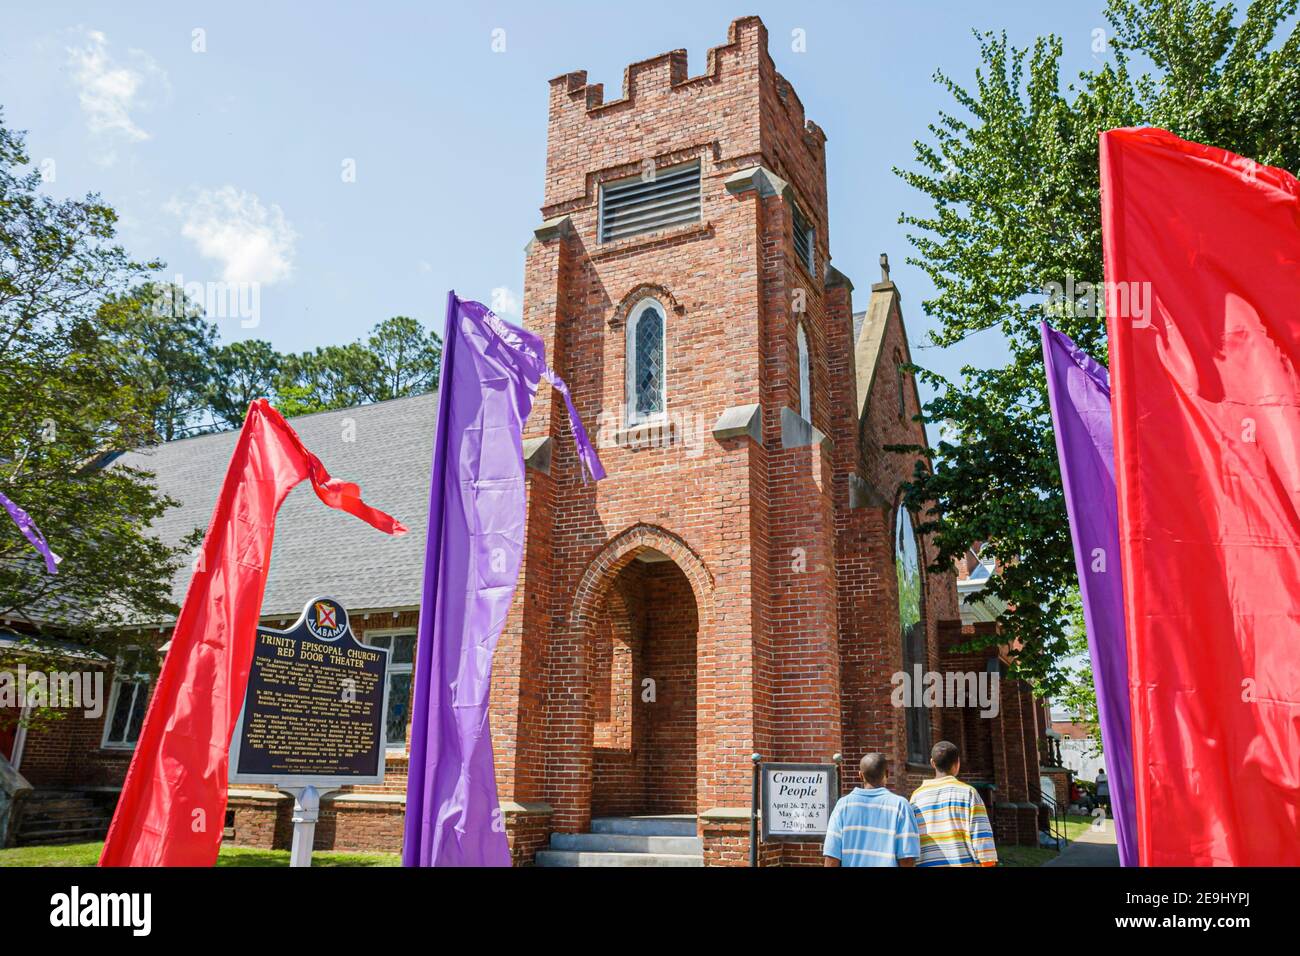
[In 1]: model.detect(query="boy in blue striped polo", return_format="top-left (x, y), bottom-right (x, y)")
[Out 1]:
top-left (822, 753), bottom-right (920, 867)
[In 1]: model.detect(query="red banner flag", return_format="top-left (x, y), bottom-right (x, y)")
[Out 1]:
top-left (1102, 127), bottom-right (1300, 866)
top-left (100, 400), bottom-right (406, 866)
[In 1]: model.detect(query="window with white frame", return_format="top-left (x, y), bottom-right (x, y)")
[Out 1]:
top-left (797, 322), bottom-right (812, 422)
top-left (102, 647), bottom-right (154, 749)
top-left (599, 160), bottom-right (701, 243)
top-left (364, 630), bottom-right (415, 749)
top-left (626, 298), bottom-right (666, 424)
top-left (792, 202), bottom-right (815, 276)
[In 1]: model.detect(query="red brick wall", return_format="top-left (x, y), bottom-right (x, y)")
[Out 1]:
top-left (832, 288), bottom-right (963, 812)
top-left (495, 15), bottom-right (979, 865)
top-left (590, 559), bottom-right (703, 818)
top-left (511, 18), bottom-right (788, 844)
top-left (14, 657), bottom-right (135, 790)
top-left (636, 562), bottom-right (698, 814)
top-left (933, 620), bottom-right (1045, 848)
top-left (591, 569), bottom-right (643, 816)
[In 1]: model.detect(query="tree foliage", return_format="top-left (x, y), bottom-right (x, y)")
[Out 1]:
top-left (895, 0), bottom-right (1300, 694)
top-left (102, 283), bottom-right (218, 442)
top-left (0, 105), bottom-right (444, 653)
top-left (273, 317), bottom-right (441, 418)
top-left (0, 110), bottom-right (181, 644)
top-left (208, 339), bottom-right (282, 429)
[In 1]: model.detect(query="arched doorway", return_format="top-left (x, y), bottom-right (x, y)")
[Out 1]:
top-left (552, 525), bottom-right (712, 831)
top-left (589, 550), bottom-right (698, 816)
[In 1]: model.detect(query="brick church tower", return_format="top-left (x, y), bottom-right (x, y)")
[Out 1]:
top-left (489, 16), bottom-right (1044, 865)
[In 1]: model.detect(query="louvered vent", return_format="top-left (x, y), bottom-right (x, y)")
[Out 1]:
top-left (792, 203), bottom-right (815, 276)
top-left (599, 161), bottom-right (701, 243)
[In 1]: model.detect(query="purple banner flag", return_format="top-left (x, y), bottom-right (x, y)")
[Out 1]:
top-left (1041, 322), bottom-right (1137, 866)
top-left (403, 292), bottom-right (604, 867)
top-left (1, 490), bottom-right (59, 575)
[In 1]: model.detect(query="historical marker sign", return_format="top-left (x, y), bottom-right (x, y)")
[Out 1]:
top-left (760, 762), bottom-right (839, 842)
top-left (230, 597), bottom-right (390, 788)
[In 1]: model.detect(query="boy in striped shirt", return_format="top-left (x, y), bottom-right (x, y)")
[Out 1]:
top-left (822, 753), bottom-right (920, 867)
top-left (910, 740), bottom-right (998, 867)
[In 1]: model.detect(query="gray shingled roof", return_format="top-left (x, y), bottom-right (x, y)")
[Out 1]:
top-left (114, 393), bottom-right (437, 623)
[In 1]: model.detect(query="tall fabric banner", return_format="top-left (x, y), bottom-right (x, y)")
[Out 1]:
top-left (100, 399), bottom-right (406, 866)
top-left (1040, 322), bottom-right (1137, 866)
top-left (0, 491), bottom-right (59, 574)
top-left (403, 293), bottom-right (604, 867)
top-left (1102, 127), bottom-right (1300, 865)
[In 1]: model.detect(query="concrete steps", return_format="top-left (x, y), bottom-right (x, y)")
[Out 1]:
top-left (550, 832), bottom-right (703, 854)
top-left (591, 814), bottom-right (697, 836)
top-left (535, 815), bottom-right (703, 867)
top-left (14, 790), bottom-right (111, 846)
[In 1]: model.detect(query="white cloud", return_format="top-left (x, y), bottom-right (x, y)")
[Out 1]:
top-left (67, 30), bottom-right (166, 157)
top-left (490, 286), bottom-right (521, 319)
top-left (167, 186), bottom-right (298, 285)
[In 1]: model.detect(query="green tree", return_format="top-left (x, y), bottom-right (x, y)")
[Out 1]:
top-left (275, 343), bottom-right (379, 416)
top-left (208, 339), bottom-right (282, 428)
top-left (0, 110), bottom-right (182, 648)
top-left (367, 315), bottom-right (442, 400)
top-left (102, 282), bottom-right (219, 441)
top-left (1060, 597), bottom-right (1104, 752)
top-left (894, 0), bottom-right (1300, 694)
top-left (274, 317), bottom-right (441, 416)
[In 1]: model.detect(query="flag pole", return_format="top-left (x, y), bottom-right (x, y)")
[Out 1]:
top-left (402, 291), bottom-right (460, 866)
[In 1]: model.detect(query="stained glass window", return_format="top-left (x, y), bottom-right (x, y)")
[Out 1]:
top-left (628, 300), bottom-right (665, 422)
top-left (896, 507), bottom-right (931, 765)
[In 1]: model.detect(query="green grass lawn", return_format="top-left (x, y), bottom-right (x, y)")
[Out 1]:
top-left (998, 845), bottom-right (1058, 867)
top-left (0, 841), bottom-right (400, 867)
top-left (1063, 813), bottom-right (1103, 841)
top-left (996, 815), bottom-right (1102, 866)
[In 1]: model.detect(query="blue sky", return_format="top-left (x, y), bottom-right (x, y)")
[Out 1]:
top-left (1, 1), bottom-right (1115, 401)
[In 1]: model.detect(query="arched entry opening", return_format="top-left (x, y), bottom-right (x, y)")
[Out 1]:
top-left (589, 549), bottom-right (698, 816)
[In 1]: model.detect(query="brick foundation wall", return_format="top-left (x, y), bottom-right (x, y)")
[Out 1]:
top-left (224, 792), bottom-right (406, 855)
top-left (227, 792), bottom-right (292, 849)
top-left (315, 798), bottom-right (405, 852)
top-left (504, 805), bottom-right (554, 866)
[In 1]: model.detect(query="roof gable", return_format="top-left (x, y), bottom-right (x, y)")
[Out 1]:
top-left (113, 393), bottom-right (438, 624)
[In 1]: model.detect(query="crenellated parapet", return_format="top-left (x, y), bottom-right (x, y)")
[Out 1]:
top-left (547, 17), bottom-right (765, 117)
top-left (542, 16), bottom-right (829, 214)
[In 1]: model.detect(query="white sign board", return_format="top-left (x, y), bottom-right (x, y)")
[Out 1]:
top-left (760, 762), bottom-right (839, 842)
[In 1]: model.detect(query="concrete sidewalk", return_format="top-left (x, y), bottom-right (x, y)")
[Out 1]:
top-left (1043, 822), bottom-right (1120, 867)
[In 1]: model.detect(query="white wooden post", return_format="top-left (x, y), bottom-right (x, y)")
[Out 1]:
top-left (288, 786), bottom-right (322, 868)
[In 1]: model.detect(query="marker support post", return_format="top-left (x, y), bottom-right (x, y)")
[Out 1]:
top-left (286, 785), bottom-right (333, 868)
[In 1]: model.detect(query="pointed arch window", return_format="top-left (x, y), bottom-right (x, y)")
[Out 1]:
top-left (896, 506), bottom-right (931, 765)
top-left (797, 323), bottom-right (812, 422)
top-left (627, 298), bottom-right (666, 424)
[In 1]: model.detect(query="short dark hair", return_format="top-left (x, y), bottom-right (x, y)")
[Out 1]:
top-left (860, 752), bottom-right (888, 786)
top-left (931, 740), bottom-right (960, 774)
